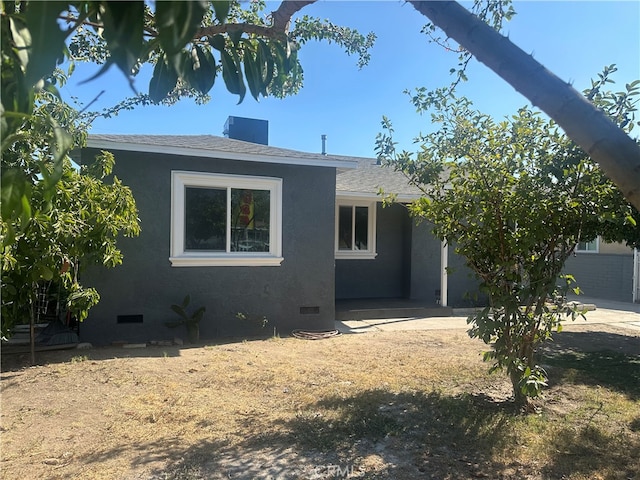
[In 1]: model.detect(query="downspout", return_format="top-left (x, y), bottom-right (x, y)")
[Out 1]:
top-left (440, 239), bottom-right (448, 307)
top-left (634, 248), bottom-right (639, 303)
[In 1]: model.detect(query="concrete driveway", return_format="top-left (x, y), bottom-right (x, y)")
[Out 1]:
top-left (336, 296), bottom-right (640, 334)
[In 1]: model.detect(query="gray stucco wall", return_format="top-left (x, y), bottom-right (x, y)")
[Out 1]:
top-left (446, 245), bottom-right (485, 307)
top-left (563, 253), bottom-right (634, 303)
top-left (80, 148), bottom-right (337, 344)
top-left (335, 206), bottom-right (482, 306)
top-left (409, 223), bottom-right (483, 307)
top-left (335, 203), bottom-right (411, 299)
top-left (408, 220), bottom-right (441, 303)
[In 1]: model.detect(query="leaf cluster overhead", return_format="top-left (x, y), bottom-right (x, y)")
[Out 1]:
top-left (1, 0), bottom-right (376, 230)
top-left (63, 1), bottom-right (374, 104)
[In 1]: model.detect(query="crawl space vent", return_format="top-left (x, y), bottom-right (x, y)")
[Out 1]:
top-left (299, 306), bottom-right (320, 315)
top-left (117, 314), bottom-right (144, 324)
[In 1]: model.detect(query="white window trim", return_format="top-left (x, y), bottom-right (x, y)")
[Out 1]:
top-left (170, 171), bottom-right (283, 267)
top-left (576, 237), bottom-right (599, 254)
top-left (335, 197), bottom-right (377, 260)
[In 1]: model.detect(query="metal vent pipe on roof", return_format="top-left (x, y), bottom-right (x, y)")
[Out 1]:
top-left (321, 134), bottom-right (327, 155)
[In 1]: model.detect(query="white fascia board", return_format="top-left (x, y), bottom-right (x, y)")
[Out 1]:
top-left (336, 191), bottom-right (421, 203)
top-left (86, 139), bottom-right (359, 169)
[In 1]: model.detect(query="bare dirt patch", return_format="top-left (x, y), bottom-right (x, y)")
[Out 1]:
top-left (1, 326), bottom-right (638, 480)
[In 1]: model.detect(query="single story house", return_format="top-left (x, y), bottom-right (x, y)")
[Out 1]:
top-left (77, 117), bottom-right (637, 345)
top-left (75, 117), bottom-right (480, 345)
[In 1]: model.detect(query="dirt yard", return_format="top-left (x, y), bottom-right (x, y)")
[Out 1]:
top-left (1, 323), bottom-right (639, 480)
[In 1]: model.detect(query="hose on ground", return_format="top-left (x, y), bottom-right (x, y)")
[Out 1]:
top-left (291, 329), bottom-right (341, 340)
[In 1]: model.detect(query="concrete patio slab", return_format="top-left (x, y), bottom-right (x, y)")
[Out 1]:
top-left (336, 297), bottom-right (640, 335)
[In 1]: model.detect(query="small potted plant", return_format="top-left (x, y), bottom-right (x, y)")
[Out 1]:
top-left (165, 295), bottom-right (205, 343)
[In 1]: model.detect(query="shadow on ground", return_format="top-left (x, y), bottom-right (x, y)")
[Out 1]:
top-left (72, 387), bottom-right (640, 479)
top-left (245, 389), bottom-right (519, 479)
top-left (6, 328), bottom-right (638, 479)
top-left (541, 330), bottom-right (640, 400)
top-left (0, 334), bottom-right (276, 373)
top-left (538, 422), bottom-right (640, 480)
top-left (72, 390), bottom-right (519, 479)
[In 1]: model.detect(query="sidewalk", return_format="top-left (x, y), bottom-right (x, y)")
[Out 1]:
top-left (336, 296), bottom-right (640, 334)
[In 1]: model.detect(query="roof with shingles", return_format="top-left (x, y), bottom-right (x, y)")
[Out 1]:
top-left (336, 158), bottom-right (423, 200)
top-left (84, 134), bottom-right (421, 199)
top-left (85, 134), bottom-right (360, 169)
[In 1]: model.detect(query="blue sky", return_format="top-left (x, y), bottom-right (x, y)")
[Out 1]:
top-left (61, 1), bottom-right (640, 159)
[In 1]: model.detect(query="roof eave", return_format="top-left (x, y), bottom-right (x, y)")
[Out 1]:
top-left (85, 139), bottom-right (359, 169)
top-left (336, 191), bottom-right (421, 203)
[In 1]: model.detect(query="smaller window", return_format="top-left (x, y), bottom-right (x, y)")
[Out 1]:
top-left (335, 199), bottom-right (377, 259)
top-left (576, 238), bottom-right (599, 253)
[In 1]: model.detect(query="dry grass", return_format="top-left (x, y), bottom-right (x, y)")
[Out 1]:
top-left (1, 327), bottom-right (639, 479)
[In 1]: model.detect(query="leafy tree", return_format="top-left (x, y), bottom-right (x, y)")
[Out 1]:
top-left (1, 78), bottom-right (140, 353)
top-left (376, 72), bottom-right (639, 406)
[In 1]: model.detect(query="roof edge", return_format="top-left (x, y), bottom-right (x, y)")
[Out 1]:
top-left (85, 139), bottom-right (359, 169)
top-left (336, 191), bottom-right (421, 203)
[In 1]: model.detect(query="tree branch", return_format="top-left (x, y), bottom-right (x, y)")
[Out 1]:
top-left (409, 0), bottom-right (640, 211)
top-left (196, 1), bottom-right (317, 39)
top-left (196, 22), bottom-right (281, 40)
top-left (271, 1), bottom-right (317, 32)
top-left (63, 1), bottom-right (320, 43)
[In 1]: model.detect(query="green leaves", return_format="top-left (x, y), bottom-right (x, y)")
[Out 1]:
top-left (149, 55), bottom-right (179, 103)
top-left (384, 71), bottom-right (639, 404)
top-left (1, 168), bottom-right (31, 224)
top-left (150, 0), bottom-right (214, 103)
top-left (23, 1), bottom-right (69, 89)
top-left (185, 46), bottom-right (216, 95)
top-left (99, 1), bottom-right (145, 80)
top-left (242, 40), bottom-right (262, 101)
top-left (291, 15), bottom-right (376, 69)
top-left (8, 16), bottom-right (30, 70)
top-left (212, 1), bottom-right (231, 24)
top-left (3, 0), bottom-right (375, 113)
top-left (241, 39), bottom-right (276, 100)
top-left (167, 295), bottom-right (206, 343)
top-left (66, 286), bottom-right (101, 322)
top-left (219, 45), bottom-right (246, 103)
top-left (156, 1), bottom-right (207, 71)
top-left (243, 44), bottom-right (260, 100)
top-left (1, 84), bottom-right (140, 336)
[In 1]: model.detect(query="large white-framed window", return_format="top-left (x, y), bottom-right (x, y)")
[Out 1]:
top-left (335, 198), bottom-right (377, 259)
top-left (576, 238), bottom-right (599, 253)
top-left (171, 171), bottom-right (283, 267)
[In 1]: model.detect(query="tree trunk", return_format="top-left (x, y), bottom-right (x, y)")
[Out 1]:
top-left (509, 368), bottom-right (527, 407)
top-left (409, 1), bottom-right (640, 211)
top-left (29, 289), bottom-right (36, 366)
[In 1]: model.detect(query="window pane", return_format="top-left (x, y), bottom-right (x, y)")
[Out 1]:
top-left (230, 189), bottom-right (270, 252)
top-left (354, 206), bottom-right (368, 250)
top-left (185, 187), bottom-right (226, 251)
top-left (577, 240), bottom-right (597, 252)
top-left (338, 206), bottom-right (353, 250)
